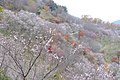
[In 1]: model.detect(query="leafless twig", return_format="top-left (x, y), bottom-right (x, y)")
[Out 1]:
top-left (41, 63), bottom-right (59, 80)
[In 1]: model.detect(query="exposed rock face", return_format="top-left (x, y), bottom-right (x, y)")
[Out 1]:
top-left (0, 0), bottom-right (120, 80)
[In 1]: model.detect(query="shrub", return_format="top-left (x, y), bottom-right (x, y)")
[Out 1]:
top-left (99, 36), bottom-right (120, 62)
top-left (0, 6), bottom-right (4, 12)
top-left (0, 28), bottom-right (11, 36)
top-left (47, 0), bottom-right (67, 13)
top-left (60, 6), bottom-right (68, 13)
top-left (117, 50), bottom-right (120, 57)
top-left (111, 56), bottom-right (119, 63)
top-left (48, 1), bottom-right (58, 11)
top-left (0, 69), bottom-right (11, 80)
top-left (78, 31), bottom-right (85, 39)
top-left (53, 70), bottom-right (64, 80)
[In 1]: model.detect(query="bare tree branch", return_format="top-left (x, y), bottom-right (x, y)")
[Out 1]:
top-left (2, 63), bottom-right (22, 75)
top-left (0, 52), bottom-right (6, 68)
top-left (32, 64), bottom-right (37, 80)
top-left (24, 48), bottom-right (43, 78)
top-left (24, 36), bottom-right (53, 79)
top-left (41, 63), bottom-right (59, 80)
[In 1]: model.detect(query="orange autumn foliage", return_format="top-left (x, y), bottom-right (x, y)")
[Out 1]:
top-left (111, 56), bottom-right (119, 63)
top-left (70, 40), bottom-right (77, 47)
top-left (64, 34), bottom-right (70, 41)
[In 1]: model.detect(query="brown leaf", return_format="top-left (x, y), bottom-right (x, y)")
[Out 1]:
top-left (78, 31), bottom-right (85, 39)
top-left (111, 56), bottom-right (119, 63)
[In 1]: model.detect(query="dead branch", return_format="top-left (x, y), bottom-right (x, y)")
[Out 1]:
top-left (41, 63), bottom-right (59, 80)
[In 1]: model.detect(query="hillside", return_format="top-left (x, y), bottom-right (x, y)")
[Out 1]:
top-left (0, 0), bottom-right (120, 80)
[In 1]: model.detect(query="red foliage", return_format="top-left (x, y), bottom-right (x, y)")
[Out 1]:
top-left (78, 31), bottom-right (85, 39)
top-left (70, 40), bottom-right (77, 47)
top-left (47, 45), bottom-right (53, 53)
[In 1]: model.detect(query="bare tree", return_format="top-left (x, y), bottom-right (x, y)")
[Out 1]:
top-left (0, 27), bottom-right (60, 80)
